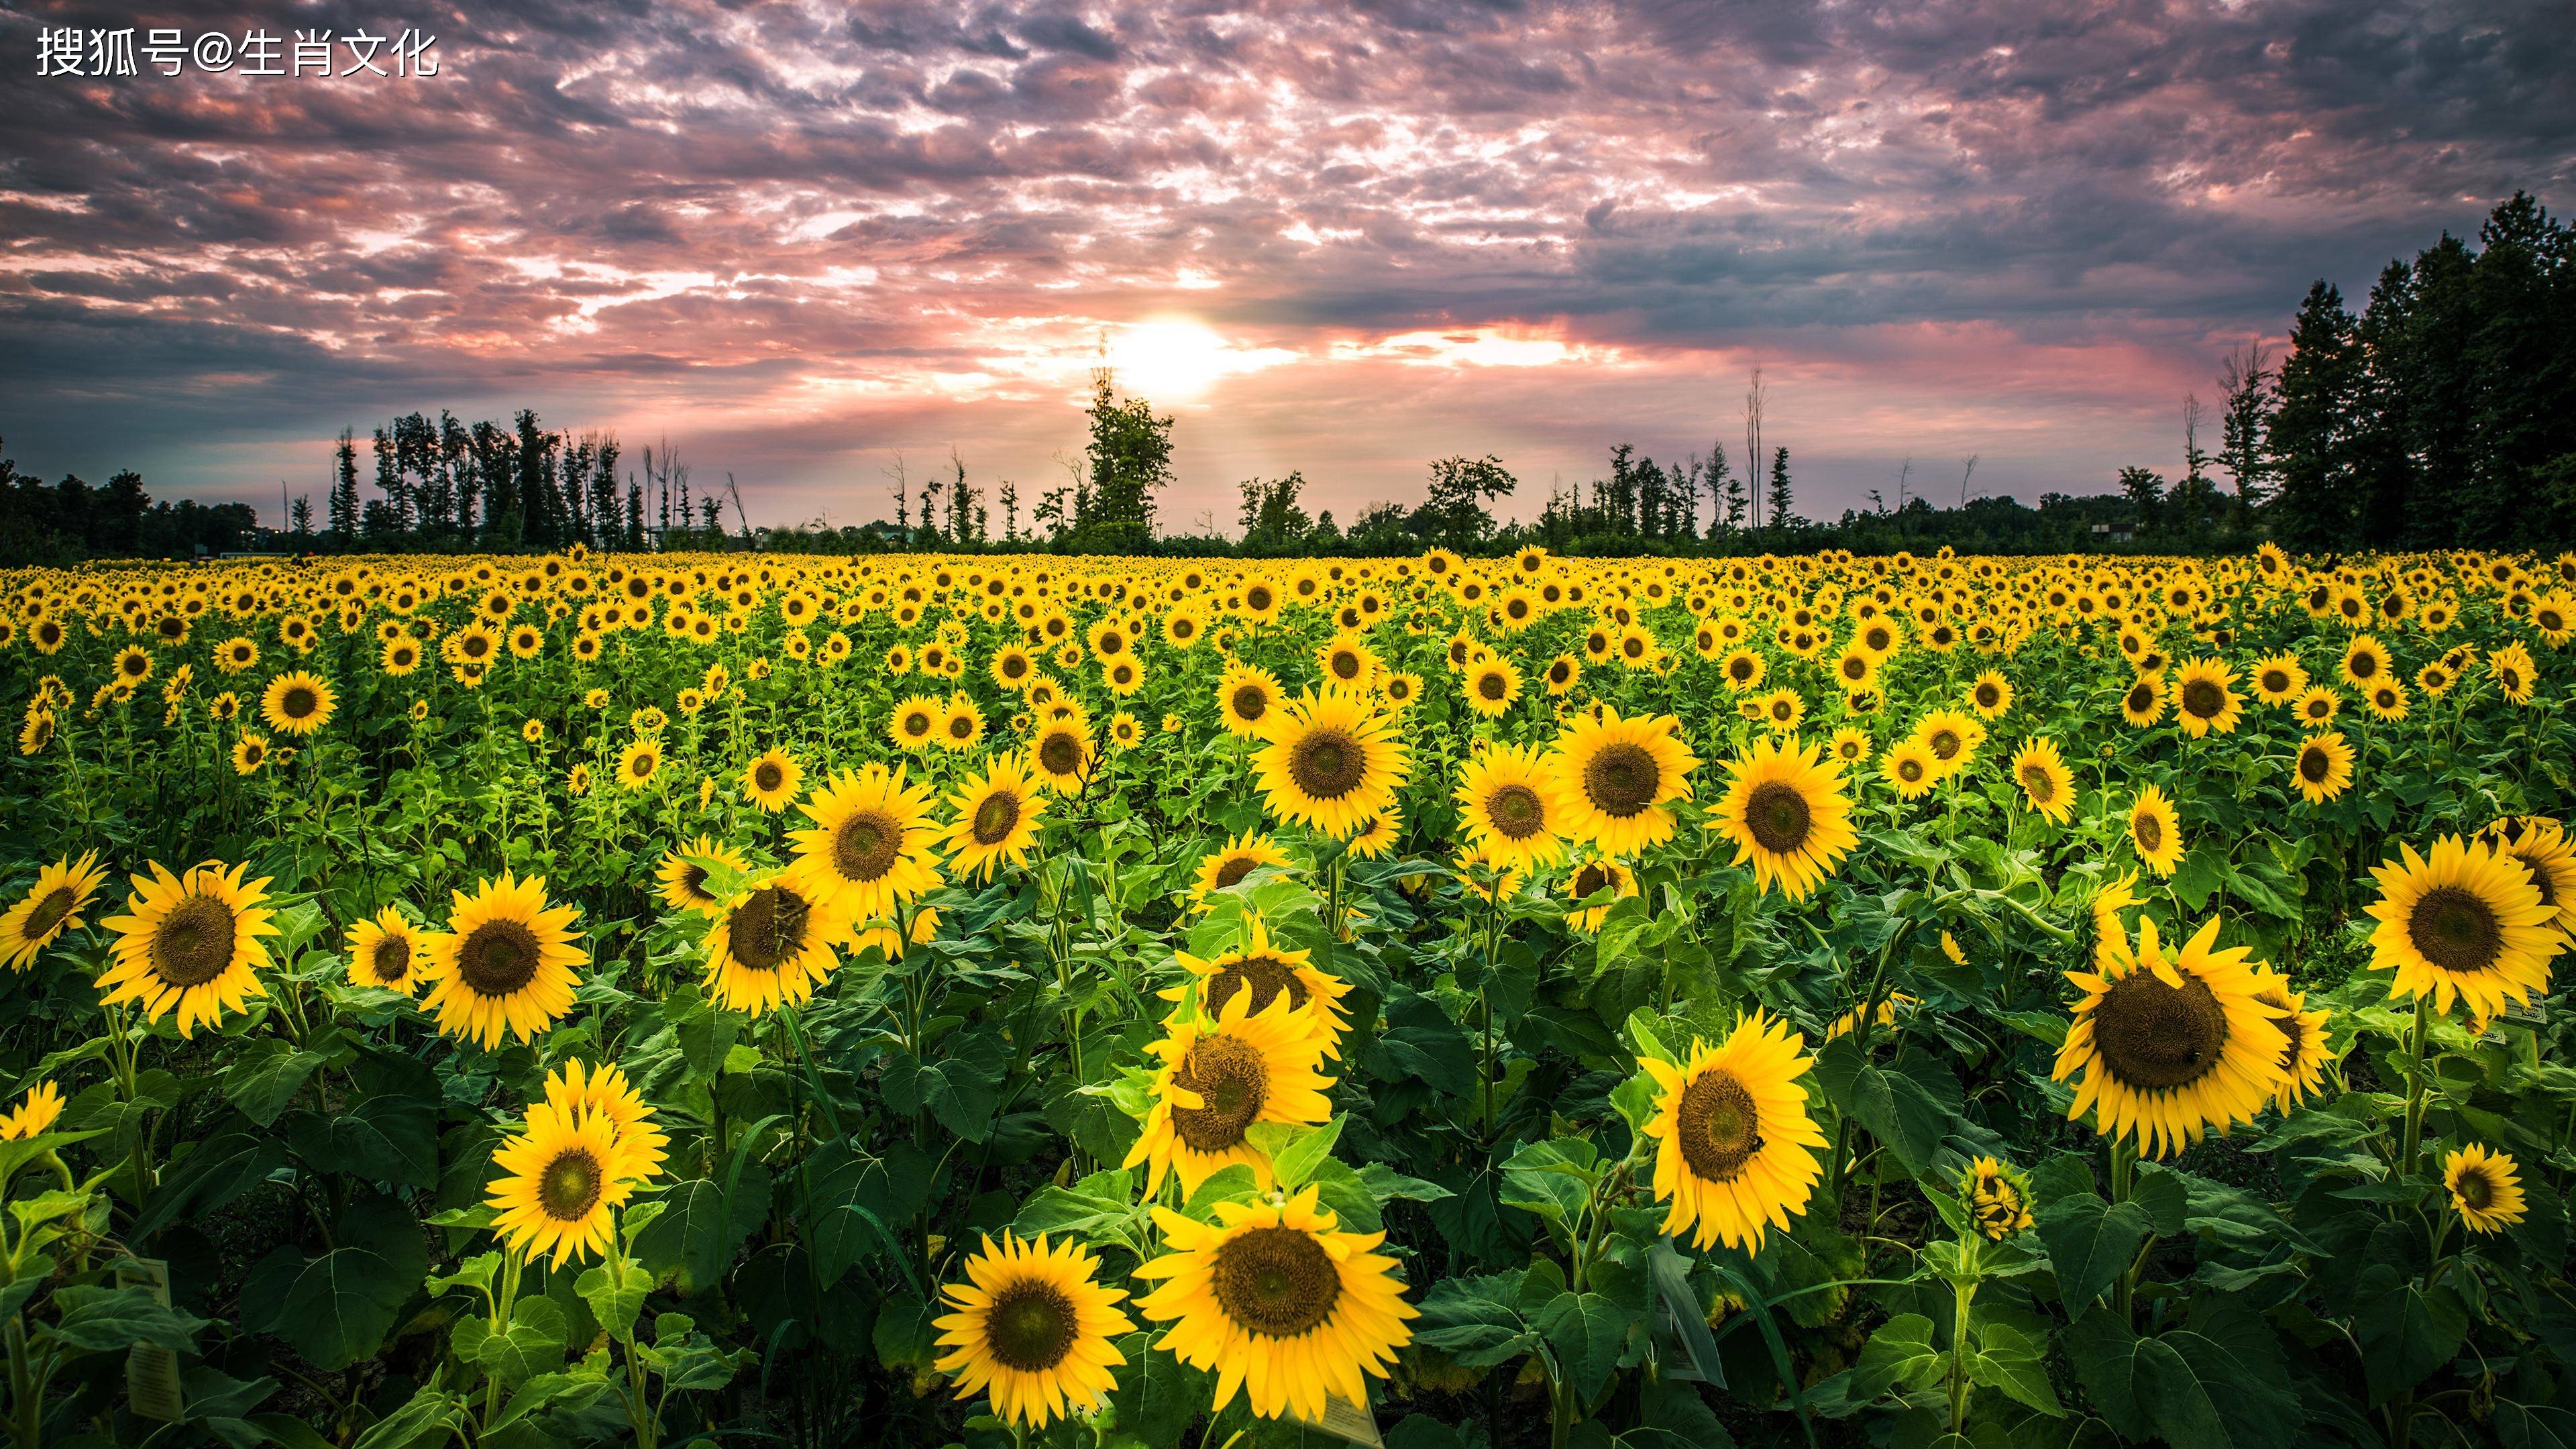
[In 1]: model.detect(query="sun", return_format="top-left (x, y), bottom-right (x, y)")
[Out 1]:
top-left (1099, 319), bottom-right (1291, 401)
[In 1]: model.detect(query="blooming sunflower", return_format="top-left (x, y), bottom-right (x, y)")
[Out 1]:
top-left (788, 765), bottom-right (943, 922)
top-left (2443, 1144), bottom-right (2526, 1234)
top-left (2127, 784), bottom-right (2184, 877)
top-left (98, 860), bottom-right (278, 1036)
top-left (2294, 685), bottom-right (2340, 729)
top-left (2476, 816), bottom-right (2576, 936)
top-left (2363, 835), bottom-right (2561, 1020)
top-left (345, 907), bottom-right (425, 993)
top-left (1881, 740), bottom-right (1938, 800)
top-left (541, 1059), bottom-right (669, 1179)
top-left (2247, 967), bottom-right (2334, 1113)
top-left (1254, 689), bottom-right (1410, 841)
top-left (0, 1081), bottom-right (64, 1140)
top-left (2249, 652), bottom-right (2308, 705)
top-left (1344, 808), bottom-right (1399, 861)
top-left (1641, 1012), bottom-right (1827, 1252)
top-left (487, 1099), bottom-right (652, 1268)
top-left (1827, 726), bottom-right (1872, 767)
top-left (1462, 656), bottom-right (1522, 717)
top-left (888, 694), bottom-right (943, 753)
top-left (616, 737), bottom-right (662, 791)
top-left (1551, 706), bottom-right (1699, 856)
top-left (704, 874), bottom-right (847, 1015)
top-left (2340, 634), bottom-right (2390, 690)
top-left (421, 872), bottom-right (586, 1049)
top-left (1165, 915), bottom-right (1352, 1049)
top-left (1711, 736), bottom-right (1856, 902)
top-left (942, 754), bottom-right (1046, 881)
top-left (1563, 855), bottom-right (1636, 932)
top-left (2051, 915), bottom-right (2288, 1159)
top-left (1124, 991), bottom-right (1335, 1197)
top-left (934, 1233), bottom-right (1134, 1430)
top-left (2293, 731), bottom-right (2355, 804)
top-left (1132, 1185), bottom-right (1417, 1422)
top-left (940, 694), bottom-right (988, 749)
top-left (743, 749), bottom-right (804, 812)
top-left (656, 836), bottom-right (748, 915)
top-left (2170, 658), bottom-right (2242, 738)
top-left (2010, 736), bottom-right (2076, 823)
top-left (1969, 670), bottom-right (2014, 718)
top-left (1191, 832), bottom-right (1293, 910)
top-left (1, 850), bottom-right (109, 971)
top-left (2490, 641), bottom-right (2536, 704)
top-left (2118, 676), bottom-right (2166, 729)
top-left (260, 670), bottom-right (336, 735)
top-left (1454, 741), bottom-right (1566, 875)
top-left (1963, 1156), bottom-right (2032, 1240)
top-left (1909, 708), bottom-right (1985, 778)
top-left (1217, 661), bottom-right (1285, 739)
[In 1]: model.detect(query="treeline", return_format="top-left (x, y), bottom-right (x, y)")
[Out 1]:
top-left (0, 445), bottom-right (260, 564)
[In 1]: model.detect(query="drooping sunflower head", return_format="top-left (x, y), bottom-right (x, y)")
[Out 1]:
top-left (345, 906), bottom-right (425, 993)
top-left (743, 749), bottom-right (804, 812)
top-left (2247, 968), bottom-right (2334, 1114)
top-left (1253, 688), bottom-right (1410, 840)
top-left (2475, 816), bottom-right (2576, 936)
top-left (934, 1232), bottom-right (1135, 1430)
top-left (1641, 1011), bottom-right (1827, 1252)
top-left (1455, 741), bottom-right (1566, 874)
top-left (1550, 706), bottom-right (1699, 856)
top-left (2051, 916), bottom-right (2288, 1159)
top-left (98, 859), bottom-right (278, 1037)
top-left (1123, 992), bottom-right (1336, 1198)
top-left (943, 753), bottom-right (1047, 881)
top-left (421, 871), bottom-right (586, 1050)
top-left (2365, 835), bottom-right (2563, 1020)
top-left (1, 849), bottom-right (110, 972)
top-left (655, 835), bottom-right (747, 915)
top-left (2443, 1144), bottom-right (2527, 1234)
top-left (1962, 1155), bottom-right (2032, 1240)
top-left (1713, 735), bottom-right (1856, 901)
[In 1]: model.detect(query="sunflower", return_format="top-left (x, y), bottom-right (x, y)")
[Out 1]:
top-left (1880, 741), bottom-right (1938, 800)
top-left (934, 1233), bottom-right (1134, 1430)
top-left (421, 872), bottom-right (586, 1049)
top-left (704, 874), bottom-right (847, 1014)
top-left (98, 860), bottom-right (278, 1036)
top-left (1344, 808), bottom-right (1399, 860)
top-left (1828, 726), bottom-right (1872, 767)
top-left (1191, 833), bottom-right (1294, 910)
top-left (1124, 991), bottom-right (1335, 1197)
top-left (1167, 916), bottom-right (1352, 1046)
top-left (1758, 687), bottom-right (1806, 733)
top-left (2010, 736), bottom-right (2076, 823)
top-left (2477, 816), bottom-right (2576, 936)
top-left (1563, 855), bottom-right (1635, 932)
top-left (789, 764), bottom-right (943, 922)
top-left (487, 1099), bottom-right (651, 1267)
top-left (0, 1082), bottom-right (64, 1141)
top-left (1711, 736), bottom-right (1856, 902)
top-left (1454, 742), bottom-right (1566, 875)
top-left (1550, 706), bottom-right (1698, 856)
top-left (1028, 714), bottom-right (1095, 794)
top-left (2363, 680), bottom-right (2408, 721)
top-left (1, 850), bottom-right (109, 971)
top-left (1463, 655), bottom-right (1522, 717)
top-left (2490, 641), bottom-right (2536, 704)
top-left (2443, 1144), bottom-right (2526, 1234)
top-left (2294, 685), bottom-right (2341, 728)
top-left (2250, 652), bottom-right (2308, 705)
top-left (2247, 967), bottom-right (2333, 1113)
top-left (2170, 658), bottom-right (2242, 738)
top-left (1218, 662), bottom-right (1285, 739)
top-left (2127, 785), bottom-right (2184, 877)
top-left (1641, 1012), bottom-right (1827, 1252)
top-left (1831, 645), bottom-right (1878, 696)
top-left (943, 754), bottom-right (1046, 881)
top-left (1254, 689), bottom-right (1410, 841)
top-left (940, 695), bottom-right (988, 750)
top-left (1132, 1185), bottom-right (1416, 1423)
top-left (616, 737), bottom-right (662, 791)
top-left (889, 694), bottom-right (943, 753)
top-left (2364, 835), bottom-right (2562, 1020)
top-left (1909, 708), bottom-right (1985, 777)
top-left (2340, 635), bottom-right (2389, 690)
top-left (655, 836), bottom-right (747, 914)
top-left (2051, 915), bottom-right (2288, 1159)
top-left (1963, 1157), bottom-right (2032, 1240)
top-left (260, 670), bottom-right (336, 735)
top-left (743, 749), bottom-right (804, 812)
top-left (540, 1059), bottom-right (668, 1178)
top-left (2118, 675), bottom-right (2166, 728)
top-left (1969, 670), bottom-right (2014, 718)
top-left (1719, 649), bottom-right (1766, 693)
top-left (345, 907), bottom-right (425, 992)
top-left (2292, 731), bottom-right (2354, 804)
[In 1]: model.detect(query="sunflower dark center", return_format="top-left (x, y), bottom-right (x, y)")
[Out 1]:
top-left (1230, 685), bottom-right (1269, 722)
top-left (755, 762), bottom-right (784, 792)
top-left (2127, 683), bottom-right (2157, 714)
top-left (1729, 658), bottom-right (1754, 682)
top-left (1208, 955), bottom-right (1309, 1018)
top-left (2350, 653), bottom-right (2377, 679)
top-left (1038, 731), bottom-right (1082, 775)
top-left (2455, 1170), bottom-right (2493, 1210)
top-left (2133, 810), bottom-right (2164, 854)
top-left (2019, 764), bottom-right (2055, 800)
top-left (833, 811), bottom-right (902, 883)
top-left (1211, 1226), bottom-right (1341, 1339)
top-left (1478, 670), bottom-right (1508, 700)
top-left (21, 888), bottom-right (75, 941)
top-left (1898, 757), bottom-right (1927, 784)
top-left (1486, 784), bottom-right (1546, 839)
top-left (1675, 1069), bottom-right (1762, 1182)
top-left (149, 895), bottom-right (238, 987)
top-left (902, 710), bottom-right (932, 738)
top-left (2512, 851), bottom-right (2559, 909)
top-left (1927, 728), bottom-right (1962, 761)
top-left (370, 936), bottom-right (411, 983)
top-left (537, 1147), bottom-right (604, 1221)
top-left (1582, 742), bottom-right (1660, 817)
top-left (1245, 586), bottom-right (1274, 612)
top-left (983, 1279), bottom-right (1080, 1371)
top-left (1289, 728), bottom-right (1366, 800)
top-left (458, 920), bottom-right (541, 997)
top-left (1171, 1033), bottom-right (1267, 1152)
top-left (2408, 885), bottom-right (2502, 975)
top-left (1212, 855), bottom-right (1260, 891)
top-left (2300, 746), bottom-right (2331, 784)
top-left (2181, 680), bottom-right (2223, 718)
top-left (1843, 657), bottom-right (1868, 681)
top-left (1572, 863), bottom-right (1613, 898)
top-left (949, 715), bottom-right (975, 740)
top-left (727, 886), bottom-right (808, 971)
top-left (1744, 780), bottom-right (1813, 853)
top-left (281, 687), bottom-right (317, 718)
top-left (2092, 970), bottom-right (2227, 1090)
top-left (971, 790), bottom-right (1022, 846)
top-left (2261, 669), bottom-right (2289, 694)
top-left (1332, 653), bottom-right (1361, 680)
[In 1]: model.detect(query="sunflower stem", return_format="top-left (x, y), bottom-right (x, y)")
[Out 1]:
top-left (2106, 1137), bottom-right (2137, 1326)
top-left (2398, 991), bottom-right (2432, 1180)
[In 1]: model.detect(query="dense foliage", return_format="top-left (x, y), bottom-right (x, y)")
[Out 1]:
top-left (1, 541), bottom-right (2572, 1449)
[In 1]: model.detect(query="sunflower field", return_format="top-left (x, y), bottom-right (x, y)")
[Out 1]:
top-left (1, 542), bottom-right (2571, 1449)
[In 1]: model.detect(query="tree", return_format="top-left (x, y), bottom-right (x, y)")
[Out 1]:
top-left (1238, 473), bottom-right (1313, 550)
top-left (1766, 447), bottom-right (1796, 529)
top-left (290, 495), bottom-right (313, 541)
top-left (96, 470), bottom-right (150, 554)
top-left (1078, 374), bottom-right (1175, 551)
top-left (2216, 345), bottom-right (2273, 507)
top-left (1419, 454), bottom-right (1517, 548)
top-left (329, 431), bottom-right (361, 545)
top-left (2118, 465), bottom-right (2165, 535)
top-left (2268, 280), bottom-right (2361, 549)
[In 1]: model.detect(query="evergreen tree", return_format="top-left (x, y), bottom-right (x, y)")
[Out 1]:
top-left (329, 429), bottom-right (361, 545)
top-left (1766, 447), bottom-right (1796, 529)
top-left (2267, 282), bottom-right (2361, 550)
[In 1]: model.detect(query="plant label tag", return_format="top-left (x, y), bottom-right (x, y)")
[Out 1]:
top-left (1288, 1391), bottom-right (1386, 1447)
top-left (2498, 998), bottom-right (2546, 1027)
top-left (116, 1258), bottom-right (184, 1422)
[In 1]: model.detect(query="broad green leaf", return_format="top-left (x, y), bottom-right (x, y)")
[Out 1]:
top-left (219, 1038), bottom-right (328, 1128)
top-left (237, 1195), bottom-right (431, 1371)
top-left (1968, 1320), bottom-right (2061, 1415)
top-left (46, 1284), bottom-right (207, 1353)
top-left (2033, 1191), bottom-right (2153, 1318)
top-left (1849, 1313), bottom-right (1943, 1401)
top-left (2355, 1265), bottom-right (2467, 1407)
top-left (575, 1254), bottom-right (652, 1344)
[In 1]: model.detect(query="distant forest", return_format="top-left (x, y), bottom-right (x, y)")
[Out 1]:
top-left (5, 191), bottom-right (2570, 566)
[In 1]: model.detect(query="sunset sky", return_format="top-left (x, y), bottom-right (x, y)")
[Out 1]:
top-left (2, 0), bottom-right (2567, 533)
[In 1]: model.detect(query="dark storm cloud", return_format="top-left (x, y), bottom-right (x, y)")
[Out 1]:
top-left (0, 0), bottom-right (2567, 521)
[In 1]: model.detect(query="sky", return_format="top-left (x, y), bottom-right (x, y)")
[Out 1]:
top-left (2, 0), bottom-right (2570, 535)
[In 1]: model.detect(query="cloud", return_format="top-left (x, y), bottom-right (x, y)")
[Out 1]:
top-left (0, 0), bottom-right (2567, 528)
